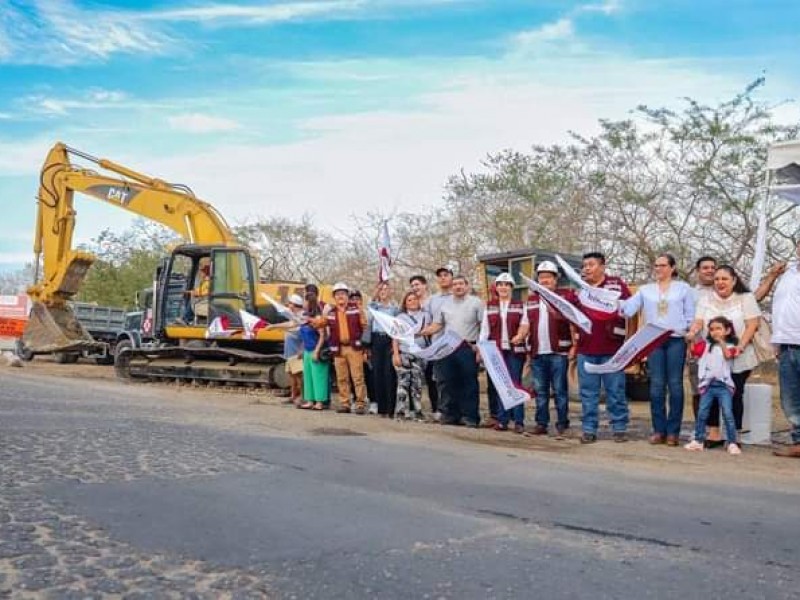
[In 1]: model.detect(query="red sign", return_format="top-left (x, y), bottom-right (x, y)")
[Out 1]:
top-left (0, 317), bottom-right (26, 339)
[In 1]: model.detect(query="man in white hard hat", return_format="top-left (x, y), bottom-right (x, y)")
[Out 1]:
top-left (478, 272), bottom-right (529, 432)
top-left (324, 282), bottom-right (369, 414)
top-left (526, 261), bottom-right (577, 436)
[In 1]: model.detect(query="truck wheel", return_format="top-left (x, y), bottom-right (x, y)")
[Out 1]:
top-left (53, 352), bottom-right (79, 364)
top-left (114, 339), bottom-right (133, 379)
top-left (15, 340), bottom-right (34, 362)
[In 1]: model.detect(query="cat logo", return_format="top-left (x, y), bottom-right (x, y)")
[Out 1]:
top-left (107, 187), bottom-right (131, 205)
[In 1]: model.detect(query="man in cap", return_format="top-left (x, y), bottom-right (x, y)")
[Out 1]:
top-left (324, 282), bottom-right (369, 414)
top-left (526, 261), bottom-right (577, 436)
top-left (479, 272), bottom-right (529, 432)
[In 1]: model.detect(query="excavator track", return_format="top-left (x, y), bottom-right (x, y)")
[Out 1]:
top-left (115, 346), bottom-right (288, 389)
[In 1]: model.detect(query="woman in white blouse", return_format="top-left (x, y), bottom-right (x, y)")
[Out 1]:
top-left (687, 265), bottom-right (760, 446)
top-left (621, 254), bottom-right (695, 446)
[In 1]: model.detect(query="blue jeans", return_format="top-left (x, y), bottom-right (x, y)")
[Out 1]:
top-left (577, 354), bottom-right (628, 434)
top-left (778, 346), bottom-right (800, 444)
top-left (647, 336), bottom-right (686, 436)
top-left (439, 344), bottom-right (480, 426)
top-left (696, 381), bottom-right (736, 443)
top-left (488, 351), bottom-right (525, 426)
top-left (533, 353), bottom-right (569, 429)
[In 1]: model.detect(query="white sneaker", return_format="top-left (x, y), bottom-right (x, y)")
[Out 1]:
top-left (684, 440), bottom-right (704, 452)
top-left (432, 411), bottom-right (442, 423)
top-left (368, 402), bottom-right (378, 415)
top-left (727, 443), bottom-right (742, 455)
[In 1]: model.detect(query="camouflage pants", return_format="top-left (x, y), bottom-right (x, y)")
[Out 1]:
top-left (395, 353), bottom-right (425, 419)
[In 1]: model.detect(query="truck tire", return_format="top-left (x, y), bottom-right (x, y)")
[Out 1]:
top-left (15, 340), bottom-right (34, 362)
top-left (53, 352), bottom-right (79, 364)
top-left (114, 339), bottom-right (133, 379)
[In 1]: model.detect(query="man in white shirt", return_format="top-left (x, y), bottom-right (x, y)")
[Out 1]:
top-left (771, 242), bottom-right (800, 458)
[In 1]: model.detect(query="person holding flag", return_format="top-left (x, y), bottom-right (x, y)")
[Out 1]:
top-left (478, 272), bottom-right (529, 432)
top-left (574, 252), bottom-right (634, 444)
top-left (526, 261), bottom-right (578, 436)
top-left (620, 254), bottom-right (695, 446)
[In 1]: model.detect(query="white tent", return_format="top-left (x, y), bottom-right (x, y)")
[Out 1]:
top-left (767, 139), bottom-right (800, 205)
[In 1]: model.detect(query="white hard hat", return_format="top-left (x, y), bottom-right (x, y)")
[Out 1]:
top-left (495, 272), bottom-right (515, 285)
top-left (332, 282), bottom-right (349, 294)
top-left (536, 260), bottom-right (559, 275)
top-left (288, 294), bottom-right (304, 307)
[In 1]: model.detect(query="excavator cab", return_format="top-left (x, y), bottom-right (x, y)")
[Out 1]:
top-left (156, 244), bottom-right (257, 335)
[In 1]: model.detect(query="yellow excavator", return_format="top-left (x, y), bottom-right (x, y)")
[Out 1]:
top-left (22, 142), bottom-right (321, 388)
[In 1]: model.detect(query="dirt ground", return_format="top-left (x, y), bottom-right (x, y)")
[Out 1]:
top-left (3, 354), bottom-right (798, 489)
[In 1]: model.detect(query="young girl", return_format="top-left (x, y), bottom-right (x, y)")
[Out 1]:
top-left (392, 291), bottom-right (430, 421)
top-left (685, 316), bottom-right (742, 455)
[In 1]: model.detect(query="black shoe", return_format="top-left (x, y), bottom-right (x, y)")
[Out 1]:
top-left (613, 432), bottom-right (628, 443)
top-left (461, 420), bottom-right (479, 428)
top-left (580, 433), bottom-right (597, 444)
top-left (704, 439), bottom-right (725, 449)
top-left (336, 406), bottom-right (351, 414)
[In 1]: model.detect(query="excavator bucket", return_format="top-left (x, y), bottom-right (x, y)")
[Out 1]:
top-left (21, 301), bottom-right (106, 355)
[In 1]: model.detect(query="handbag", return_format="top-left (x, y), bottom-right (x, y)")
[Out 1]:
top-left (751, 316), bottom-right (776, 364)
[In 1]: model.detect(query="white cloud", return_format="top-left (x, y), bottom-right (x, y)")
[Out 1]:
top-left (577, 0), bottom-right (623, 16)
top-left (511, 18), bottom-right (576, 49)
top-left (22, 89), bottom-right (157, 116)
top-left (167, 113), bottom-right (243, 133)
top-left (0, 0), bottom-right (172, 65)
top-left (142, 0), bottom-right (365, 25)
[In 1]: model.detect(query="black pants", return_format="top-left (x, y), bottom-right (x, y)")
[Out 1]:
top-left (371, 333), bottom-right (397, 415)
top-left (424, 361), bottom-right (438, 413)
top-left (705, 370), bottom-right (751, 430)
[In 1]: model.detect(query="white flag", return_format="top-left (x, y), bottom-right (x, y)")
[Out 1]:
top-left (555, 254), bottom-right (620, 319)
top-left (261, 293), bottom-right (304, 324)
top-left (583, 324), bottom-right (672, 374)
top-left (205, 315), bottom-right (234, 338)
top-left (407, 330), bottom-right (463, 361)
top-left (749, 195), bottom-right (769, 289)
top-left (378, 220), bottom-right (391, 283)
top-left (521, 275), bottom-right (591, 334)
top-left (368, 308), bottom-right (416, 342)
top-left (477, 341), bottom-right (530, 410)
top-left (240, 309), bottom-right (267, 339)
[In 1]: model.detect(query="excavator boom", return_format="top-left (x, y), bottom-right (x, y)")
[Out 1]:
top-left (24, 142), bottom-right (240, 355)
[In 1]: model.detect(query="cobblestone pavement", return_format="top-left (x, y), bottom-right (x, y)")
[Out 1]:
top-left (0, 391), bottom-right (274, 598)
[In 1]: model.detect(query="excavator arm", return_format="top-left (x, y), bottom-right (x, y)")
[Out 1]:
top-left (24, 142), bottom-right (240, 354)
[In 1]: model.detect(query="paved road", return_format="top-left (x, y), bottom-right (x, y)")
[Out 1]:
top-left (0, 369), bottom-right (798, 599)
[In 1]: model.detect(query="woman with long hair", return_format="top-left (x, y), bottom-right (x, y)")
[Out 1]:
top-left (687, 265), bottom-right (761, 446)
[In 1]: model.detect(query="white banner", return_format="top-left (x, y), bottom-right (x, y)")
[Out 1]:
top-left (368, 308), bottom-right (416, 342)
top-left (555, 254), bottom-right (620, 318)
top-left (521, 275), bottom-right (591, 334)
top-left (408, 330), bottom-right (463, 361)
top-left (477, 341), bottom-right (530, 410)
top-left (261, 293), bottom-right (304, 324)
top-left (583, 323), bottom-right (672, 374)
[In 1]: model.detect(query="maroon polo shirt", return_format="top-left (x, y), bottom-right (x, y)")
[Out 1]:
top-left (576, 275), bottom-right (632, 356)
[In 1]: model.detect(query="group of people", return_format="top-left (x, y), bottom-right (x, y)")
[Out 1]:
top-left (268, 245), bottom-right (800, 459)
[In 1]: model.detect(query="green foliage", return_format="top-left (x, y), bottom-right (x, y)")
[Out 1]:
top-left (75, 219), bottom-right (176, 308)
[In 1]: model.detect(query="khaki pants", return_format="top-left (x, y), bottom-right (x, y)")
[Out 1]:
top-left (334, 346), bottom-right (366, 408)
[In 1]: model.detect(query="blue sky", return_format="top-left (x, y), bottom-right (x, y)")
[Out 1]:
top-left (1, 0), bottom-right (798, 272)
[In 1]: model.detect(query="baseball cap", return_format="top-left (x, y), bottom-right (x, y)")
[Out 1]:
top-left (332, 282), bottom-right (349, 294)
top-left (435, 266), bottom-right (454, 276)
top-left (288, 294), bottom-right (304, 307)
